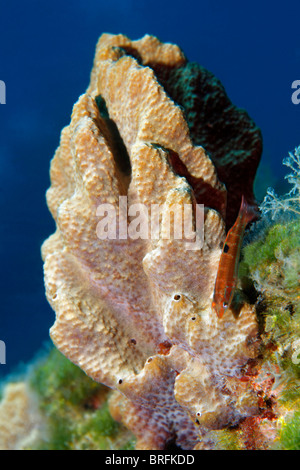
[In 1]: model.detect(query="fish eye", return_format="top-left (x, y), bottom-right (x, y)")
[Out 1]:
top-left (223, 243), bottom-right (229, 253)
top-left (223, 302), bottom-right (228, 308)
top-left (173, 294), bottom-right (181, 301)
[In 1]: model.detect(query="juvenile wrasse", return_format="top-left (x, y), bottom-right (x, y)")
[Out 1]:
top-left (212, 195), bottom-right (257, 319)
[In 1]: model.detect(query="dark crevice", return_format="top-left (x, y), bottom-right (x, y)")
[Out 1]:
top-left (150, 143), bottom-right (226, 218)
top-left (95, 94), bottom-right (131, 177)
top-left (164, 435), bottom-right (183, 451)
top-left (116, 46), bottom-right (143, 65)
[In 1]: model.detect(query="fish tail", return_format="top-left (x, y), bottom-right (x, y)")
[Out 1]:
top-left (240, 195), bottom-right (259, 225)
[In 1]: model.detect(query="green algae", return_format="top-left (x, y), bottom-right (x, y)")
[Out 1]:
top-left (242, 220), bottom-right (300, 285)
top-left (240, 214), bottom-right (300, 449)
top-left (206, 429), bottom-right (241, 450)
top-left (279, 412), bottom-right (300, 450)
top-left (29, 348), bottom-right (135, 450)
top-left (241, 218), bottom-right (300, 350)
top-left (31, 348), bottom-right (102, 408)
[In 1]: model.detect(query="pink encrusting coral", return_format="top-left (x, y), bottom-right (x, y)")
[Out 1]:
top-left (42, 34), bottom-right (268, 449)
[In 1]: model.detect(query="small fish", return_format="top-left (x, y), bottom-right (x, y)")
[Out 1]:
top-left (212, 195), bottom-right (257, 319)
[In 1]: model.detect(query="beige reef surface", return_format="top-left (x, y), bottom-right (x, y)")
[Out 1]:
top-left (0, 382), bottom-right (46, 450)
top-left (42, 34), bottom-right (265, 449)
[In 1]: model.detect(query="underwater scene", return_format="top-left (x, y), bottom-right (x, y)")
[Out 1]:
top-left (0, 0), bottom-right (299, 452)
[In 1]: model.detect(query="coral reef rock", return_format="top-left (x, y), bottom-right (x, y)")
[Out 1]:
top-left (42, 33), bottom-right (263, 449)
top-left (0, 382), bottom-right (46, 450)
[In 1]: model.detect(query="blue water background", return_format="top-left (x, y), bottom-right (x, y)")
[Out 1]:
top-left (0, 0), bottom-right (299, 376)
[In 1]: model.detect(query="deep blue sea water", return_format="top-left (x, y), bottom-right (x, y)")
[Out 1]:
top-left (0, 0), bottom-right (299, 376)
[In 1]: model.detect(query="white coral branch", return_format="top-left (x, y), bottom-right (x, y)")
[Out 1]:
top-left (260, 146), bottom-right (300, 219)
